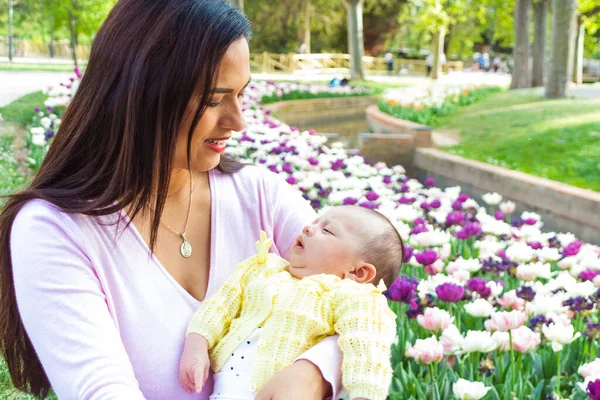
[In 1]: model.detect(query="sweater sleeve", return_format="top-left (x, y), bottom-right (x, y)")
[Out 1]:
top-left (333, 290), bottom-right (397, 400)
top-left (10, 201), bottom-right (147, 400)
top-left (186, 255), bottom-right (258, 348)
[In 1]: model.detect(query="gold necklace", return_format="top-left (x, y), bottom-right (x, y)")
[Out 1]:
top-left (159, 173), bottom-right (194, 258)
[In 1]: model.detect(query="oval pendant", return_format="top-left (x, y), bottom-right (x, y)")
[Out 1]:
top-left (180, 239), bottom-right (193, 258)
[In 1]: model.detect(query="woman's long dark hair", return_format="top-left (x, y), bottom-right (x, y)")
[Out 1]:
top-left (0, 0), bottom-right (250, 396)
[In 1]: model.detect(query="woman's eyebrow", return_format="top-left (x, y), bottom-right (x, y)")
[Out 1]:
top-left (212, 78), bottom-right (251, 93)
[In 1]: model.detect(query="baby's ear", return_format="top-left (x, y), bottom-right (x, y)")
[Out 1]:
top-left (346, 262), bottom-right (377, 284)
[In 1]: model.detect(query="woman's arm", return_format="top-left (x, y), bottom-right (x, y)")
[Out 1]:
top-left (264, 172), bottom-right (343, 398)
top-left (11, 202), bottom-right (146, 400)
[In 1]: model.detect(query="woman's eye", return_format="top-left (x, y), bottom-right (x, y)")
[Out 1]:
top-left (208, 101), bottom-right (221, 107)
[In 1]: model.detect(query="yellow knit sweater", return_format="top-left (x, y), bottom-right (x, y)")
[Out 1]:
top-left (187, 232), bottom-right (397, 400)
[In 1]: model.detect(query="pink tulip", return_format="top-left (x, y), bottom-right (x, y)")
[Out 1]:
top-left (406, 336), bottom-right (444, 364)
top-left (497, 290), bottom-right (525, 311)
top-left (511, 326), bottom-right (541, 353)
top-left (488, 310), bottom-right (526, 332)
top-left (417, 307), bottom-right (453, 332)
top-left (579, 358), bottom-right (600, 378)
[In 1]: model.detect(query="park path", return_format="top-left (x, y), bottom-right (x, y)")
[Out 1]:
top-left (0, 71), bottom-right (72, 108)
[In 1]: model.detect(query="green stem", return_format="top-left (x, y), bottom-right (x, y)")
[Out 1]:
top-left (556, 351), bottom-right (562, 396)
top-left (509, 330), bottom-right (515, 389)
top-left (429, 362), bottom-right (435, 383)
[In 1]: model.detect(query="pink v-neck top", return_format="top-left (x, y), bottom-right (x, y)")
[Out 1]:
top-left (10, 166), bottom-right (342, 400)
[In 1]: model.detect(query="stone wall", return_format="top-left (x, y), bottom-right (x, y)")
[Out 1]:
top-left (414, 148), bottom-right (600, 245)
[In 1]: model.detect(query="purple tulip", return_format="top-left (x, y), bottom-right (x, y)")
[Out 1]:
top-left (527, 242), bottom-right (543, 250)
top-left (34, 107), bottom-right (41, 113)
top-left (343, 197), bottom-right (358, 206)
top-left (420, 202), bottom-right (430, 211)
top-left (523, 218), bottom-right (537, 225)
top-left (365, 191), bottom-right (379, 201)
top-left (383, 176), bottom-right (392, 184)
top-left (282, 163), bottom-right (293, 173)
top-left (414, 218), bottom-right (426, 225)
top-left (415, 249), bottom-right (438, 266)
top-left (424, 177), bottom-right (436, 187)
top-left (286, 176), bottom-right (297, 185)
top-left (411, 224), bottom-right (428, 235)
top-left (467, 277), bottom-right (491, 298)
top-left (430, 199), bottom-right (441, 209)
top-left (398, 196), bottom-right (416, 204)
top-left (386, 275), bottom-right (419, 309)
top-left (310, 199), bottom-right (321, 209)
top-left (446, 211), bottom-right (464, 226)
top-left (457, 193), bottom-right (470, 202)
top-left (400, 184), bottom-right (410, 193)
top-left (359, 201), bottom-right (379, 210)
top-left (403, 245), bottom-right (414, 263)
top-left (564, 240), bottom-right (584, 256)
top-left (516, 286), bottom-right (536, 302)
top-left (579, 269), bottom-right (600, 281)
top-left (331, 159), bottom-right (345, 171)
top-left (494, 211), bottom-right (505, 220)
top-left (452, 200), bottom-right (463, 211)
top-left (435, 283), bottom-right (465, 303)
top-left (268, 165), bottom-right (279, 174)
top-left (74, 66), bottom-right (83, 79)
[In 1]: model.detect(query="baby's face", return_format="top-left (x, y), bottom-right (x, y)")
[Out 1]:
top-left (289, 207), bottom-right (370, 279)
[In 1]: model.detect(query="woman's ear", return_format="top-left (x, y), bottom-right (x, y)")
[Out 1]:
top-left (345, 262), bottom-right (377, 284)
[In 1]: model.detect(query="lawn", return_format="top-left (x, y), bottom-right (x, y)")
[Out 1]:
top-left (441, 88), bottom-right (600, 192)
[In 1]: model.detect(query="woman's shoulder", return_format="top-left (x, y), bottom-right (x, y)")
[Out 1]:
top-left (14, 198), bottom-right (74, 229)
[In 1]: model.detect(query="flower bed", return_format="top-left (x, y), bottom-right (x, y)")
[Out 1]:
top-left (21, 71), bottom-right (600, 400)
top-left (378, 85), bottom-right (502, 127)
top-left (249, 80), bottom-right (375, 105)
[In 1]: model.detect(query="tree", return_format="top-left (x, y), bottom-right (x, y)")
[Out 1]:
top-left (346, 0), bottom-right (365, 79)
top-left (510, 0), bottom-right (531, 89)
top-left (545, 0), bottom-right (578, 99)
top-left (230, 0), bottom-right (244, 13)
top-left (531, 0), bottom-right (548, 87)
top-left (572, 1), bottom-right (600, 83)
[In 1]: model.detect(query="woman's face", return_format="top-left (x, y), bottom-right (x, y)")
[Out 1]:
top-left (174, 37), bottom-right (251, 171)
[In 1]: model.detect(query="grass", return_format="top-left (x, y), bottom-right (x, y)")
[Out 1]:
top-left (441, 88), bottom-right (600, 192)
top-left (0, 91), bottom-right (48, 127)
top-left (0, 62), bottom-right (79, 73)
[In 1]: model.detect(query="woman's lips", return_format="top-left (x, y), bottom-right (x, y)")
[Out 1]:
top-left (205, 137), bottom-right (230, 153)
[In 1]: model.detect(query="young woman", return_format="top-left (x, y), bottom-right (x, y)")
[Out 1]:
top-left (0, 1), bottom-right (342, 399)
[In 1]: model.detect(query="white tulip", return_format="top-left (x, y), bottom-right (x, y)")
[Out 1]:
top-left (482, 192), bottom-right (502, 206)
top-left (542, 322), bottom-right (581, 352)
top-left (464, 299), bottom-right (495, 317)
top-left (460, 330), bottom-right (498, 353)
top-left (452, 378), bottom-right (491, 400)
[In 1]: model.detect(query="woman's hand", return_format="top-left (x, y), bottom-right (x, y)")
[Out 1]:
top-left (255, 359), bottom-right (332, 400)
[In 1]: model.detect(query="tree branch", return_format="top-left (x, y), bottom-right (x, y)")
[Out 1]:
top-left (582, 5), bottom-right (600, 18)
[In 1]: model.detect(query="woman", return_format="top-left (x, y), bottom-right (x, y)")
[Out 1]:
top-left (0, 1), bottom-right (342, 399)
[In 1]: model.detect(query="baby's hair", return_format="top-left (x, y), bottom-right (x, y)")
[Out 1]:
top-left (351, 206), bottom-right (405, 288)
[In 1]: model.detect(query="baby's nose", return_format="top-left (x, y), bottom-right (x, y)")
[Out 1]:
top-left (303, 225), bottom-right (312, 236)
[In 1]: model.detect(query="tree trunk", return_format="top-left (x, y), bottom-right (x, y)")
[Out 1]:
top-left (231, 0), bottom-right (244, 12)
top-left (443, 25), bottom-right (453, 56)
top-left (297, 0), bottom-right (311, 53)
top-left (346, 0), bottom-right (365, 80)
top-left (545, 0), bottom-right (578, 99)
top-left (510, 0), bottom-right (531, 89)
top-left (69, 10), bottom-right (79, 68)
top-left (49, 8), bottom-right (55, 58)
top-left (531, 0), bottom-right (548, 87)
top-left (432, 27), bottom-right (446, 80)
top-left (8, 0), bottom-right (14, 61)
top-left (572, 20), bottom-right (584, 84)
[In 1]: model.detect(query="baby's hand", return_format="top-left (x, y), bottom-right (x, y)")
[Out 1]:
top-left (179, 333), bottom-right (211, 393)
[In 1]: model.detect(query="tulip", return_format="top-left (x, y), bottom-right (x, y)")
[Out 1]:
top-left (488, 310), bottom-right (526, 332)
top-left (461, 331), bottom-right (498, 353)
top-left (417, 307), bottom-right (453, 332)
top-left (405, 336), bottom-right (444, 364)
top-left (452, 378), bottom-right (491, 400)
top-left (440, 324), bottom-right (463, 355)
top-left (464, 299), bottom-right (495, 318)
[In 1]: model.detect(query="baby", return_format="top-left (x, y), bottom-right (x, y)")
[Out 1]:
top-left (179, 205), bottom-right (404, 400)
